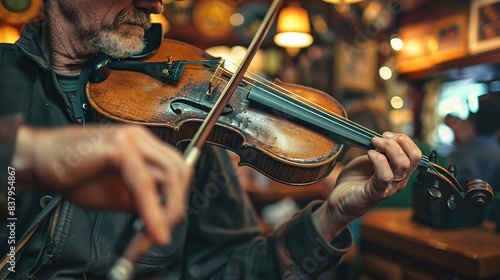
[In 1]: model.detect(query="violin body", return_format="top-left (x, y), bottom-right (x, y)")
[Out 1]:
top-left (87, 39), bottom-right (346, 185)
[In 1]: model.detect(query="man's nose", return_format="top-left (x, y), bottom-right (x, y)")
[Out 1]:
top-left (134, 0), bottom-right (163, 14)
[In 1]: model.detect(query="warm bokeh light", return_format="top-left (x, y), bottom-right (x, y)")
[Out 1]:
top-left (389, 108), bottom-right (413, 127)
top-left (390, 35), bottom-right (404, 51)
top-left (363, 1), bottom-right (382, 22)
top-left (404, 39), bottom-right (425, 56)
top-left (390, 96), bottom-right (404, 109)
top-left (230, 13), bottom-right (244, 27)
top-left (379, 66), bottom-right (392, 80)
top-left (427, 38), bottom-right (438, 53)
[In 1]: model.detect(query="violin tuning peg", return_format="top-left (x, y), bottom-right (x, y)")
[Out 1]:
top-left (429, 150), bottom-right (437, 163)
top-left (427, 180), bottom-right (442, 200)
top-left (447, 164), bottom-right (457, 177)
top-left (427, 187), bottom-right (442, 200)
top-left (447, 194), bottom-right (457, 213)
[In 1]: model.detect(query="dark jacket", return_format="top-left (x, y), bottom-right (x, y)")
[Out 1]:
top-left (0, 22), bottom-right (352, 279)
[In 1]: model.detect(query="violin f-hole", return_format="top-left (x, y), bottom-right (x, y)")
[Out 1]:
top-left (170, 99), bottom-right (233, 115)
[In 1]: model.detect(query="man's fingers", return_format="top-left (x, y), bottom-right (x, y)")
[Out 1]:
top-left (136, 127), bottom-right (193, 239)
top-left (133, 126), bottom-right (192, 244)
top-left (367, 132), bottom-right (422, 199)
top-left (371, 133), bottom-right (417, 183)
top-left (366, 149), bottom-right (392, 186)
top-left (135, 127), bottom-right (187, 173)
top-left (102, 126), bottom-right (192, 245)
top-left (382, 131), bottom-right (422, 170)
top-left (120, 144), bottom-right (169, 245)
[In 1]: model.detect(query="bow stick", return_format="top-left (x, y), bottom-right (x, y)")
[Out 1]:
top-left (108, 0), bottom-right (284, 279)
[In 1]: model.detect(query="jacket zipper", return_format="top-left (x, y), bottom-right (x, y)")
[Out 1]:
top-left (26, 201), bottom-right (64, 277)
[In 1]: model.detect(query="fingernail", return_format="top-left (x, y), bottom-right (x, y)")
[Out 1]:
top-left (383, 131), bottom-right (394, 138)
top-left (372, 136), bottom-right (382, 142)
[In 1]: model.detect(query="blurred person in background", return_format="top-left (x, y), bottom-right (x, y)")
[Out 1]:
top-left (444, 92), bottom-right (500, 220)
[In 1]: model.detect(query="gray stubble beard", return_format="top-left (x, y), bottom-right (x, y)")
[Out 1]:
top-left (91, 7), bottom-right (151, 58)
top-left (91, 29), bottom-right (146, 58)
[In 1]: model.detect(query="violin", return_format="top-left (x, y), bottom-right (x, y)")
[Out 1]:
top-left (86, 37), bottom-right (493, 210)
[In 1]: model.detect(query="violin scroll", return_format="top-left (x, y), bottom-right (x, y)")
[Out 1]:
top-left (416, 151), bottom-right (494, 211)
top-left (465, 178), bottom-right (494, 208)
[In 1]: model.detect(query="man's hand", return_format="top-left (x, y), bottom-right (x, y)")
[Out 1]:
top-left (312, 132), bottom-right (422, 240)
top-left (12, 123), bottom-right (193, 245)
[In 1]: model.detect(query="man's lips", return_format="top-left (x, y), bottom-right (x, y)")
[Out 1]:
top-left (119, 23), bottom-right (147, 32)
top-left (134, 0), bottom-right (164, 14)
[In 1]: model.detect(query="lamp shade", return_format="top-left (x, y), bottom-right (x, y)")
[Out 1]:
top-left (274, 3), bottom-right (313, 49)
top-left (0, 24), bottom-right (20, 43)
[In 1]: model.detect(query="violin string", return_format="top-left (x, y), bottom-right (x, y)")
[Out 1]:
top-left (208, 61), bottom-right (384, 145)
top-left (203, 61), bottom-right (437, 174)
top-left (213, 60), bottom-right (385, 140)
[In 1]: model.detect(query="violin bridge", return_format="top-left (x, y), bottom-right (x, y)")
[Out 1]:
top-left (206, 60), bottom-right (225, 97)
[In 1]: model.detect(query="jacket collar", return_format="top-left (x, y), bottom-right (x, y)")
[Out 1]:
top-left (15, 22), bottom-right (52, 71)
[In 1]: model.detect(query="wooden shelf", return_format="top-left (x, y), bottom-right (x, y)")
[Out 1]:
top-left (398, 49), bottom-right (500, 81)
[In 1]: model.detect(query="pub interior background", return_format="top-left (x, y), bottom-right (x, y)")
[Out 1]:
top-left (1, 0), bottom-right (500, 279)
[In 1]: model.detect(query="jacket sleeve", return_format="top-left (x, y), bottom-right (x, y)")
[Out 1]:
top-left (183, 146), bottom-right (353, 280)
top-left (0, 114), bottom-right (23, 219)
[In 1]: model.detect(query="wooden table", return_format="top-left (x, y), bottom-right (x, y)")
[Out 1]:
top-left (360, 209), bottom-right (500, 280)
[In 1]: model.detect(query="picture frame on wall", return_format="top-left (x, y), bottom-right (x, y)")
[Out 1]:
top-left (334, 40), bottom-right (377, 93)
top-left (469, 0), bottom-right (500, 54)
top-left (428, 13), bottom-right (468, 64)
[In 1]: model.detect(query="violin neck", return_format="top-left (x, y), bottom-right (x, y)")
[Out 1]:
top-left (247, 85), bottom-right (430, 170)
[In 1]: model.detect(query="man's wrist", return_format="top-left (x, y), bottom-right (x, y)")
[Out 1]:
top-left (311, 202), bottom-right (349, 241)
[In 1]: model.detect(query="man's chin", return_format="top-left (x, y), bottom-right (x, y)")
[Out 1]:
top-left (93, 31), bottom-right (145, 58)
